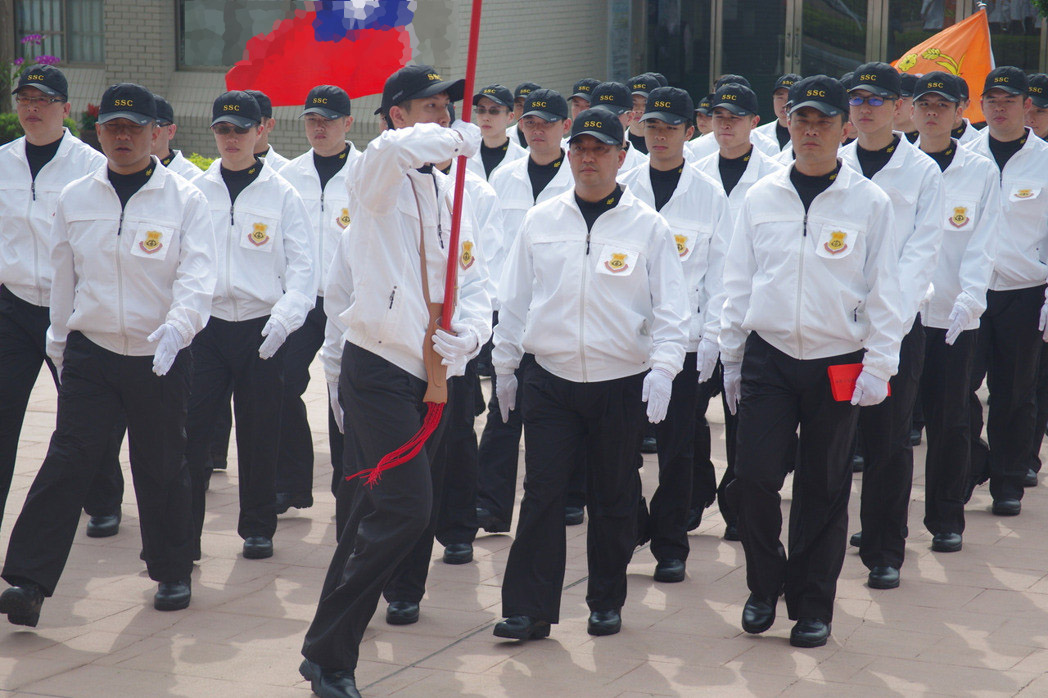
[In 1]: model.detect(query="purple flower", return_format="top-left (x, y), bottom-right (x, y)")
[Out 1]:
top-left (20, 34), bottom-right (43, 45)
top-left (35, 55), bottom-right (60, 66)
top-left (13, 57), bottom-right (24, 66)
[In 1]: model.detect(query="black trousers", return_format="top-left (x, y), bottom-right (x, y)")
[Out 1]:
top-left (501, 363), bottom-right (644, 622)
top-left (692, 361), bottom-right (739, 525)
top-left (302, 343), bottom-right (448, 672)
top-left (2, 332), bottom-right (194, 593)
top-left (922, 327), bottom-right (976, 535)
top-left (275, 298), bottom-right (344, 497)
top-left (734, 334), bottom-right (861, 622)
top-left (435, 359), bottom-right (480, 547)
top-left (1027, 346), bottom-right (1048, 475)
top-left (969, 285), bottom-right (1045, 502)
top-left (0, 286), bottom-right (125, 524)
top-left (858, 319), bottom-right (925, 571)
top-left (648, 352), bottom-right (698, 562)
top-left (184, 316), bottom-right (284, 552)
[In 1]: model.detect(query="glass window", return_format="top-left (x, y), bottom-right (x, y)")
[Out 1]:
top-left (646, 0), bottom-right (712, 101)
top-left (178, 0), bottom-right (307, 69)
top-left (14, 0), bottom-right (104, 64)
top-left (802, 0), bottom-right (869, 78)
top-left (721, 0), bottom-right (788, 123)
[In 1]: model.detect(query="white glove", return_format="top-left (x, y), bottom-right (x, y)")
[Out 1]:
top-left (696, 337), bottom-right (720, 384)
top-left (1040, 300), bottom-right (1048, 342)
top-left (851, 369), bottom-right (890, 407)
top-left (723, 360), bottom-right (742, 415)
top-left (258, 317), bottom-right (289, 360)
top-left (944, 300), bottom-right (976, 346)
top-left (495, 371), bottom-right (518, 423)
top-left (451, 119), bottom-right (482, 158)
top-left (147, 323), bottom-right (183, 376)
top-left (328, 381), bottom-right (344, 434)
top-left (433, 323), bottom-right (479, 377)
top-left (642, 367), bottom-right (675, 424)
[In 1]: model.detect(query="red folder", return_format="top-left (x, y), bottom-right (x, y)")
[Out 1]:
top-left (828, 363), bottom-right (891, 402)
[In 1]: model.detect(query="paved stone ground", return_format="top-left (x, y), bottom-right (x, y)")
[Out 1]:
top-left (2, 364), bottom-right (1047, 697)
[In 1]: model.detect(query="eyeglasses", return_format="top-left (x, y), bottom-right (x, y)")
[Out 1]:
top-left (212, 123), bottom-right (252, 135)
top-left (100, 121), bottom-right (150, 135)
top-left (848, 95), bottom-right (887, 107)
top-left (15, 94), bottom-right (64, 107)
top-left (474, 106), bottom-right (508, 115)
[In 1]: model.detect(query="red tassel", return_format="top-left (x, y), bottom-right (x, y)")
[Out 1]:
top-left (346, 402), bottom-right (445, 487)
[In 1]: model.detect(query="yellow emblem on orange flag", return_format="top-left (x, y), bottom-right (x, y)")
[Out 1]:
top-left (674, 234), bottom-right (689, 258)
top-left (892, 8), bottom-right (993, 123)
top-left (460, 240), bottom-right (475, 270)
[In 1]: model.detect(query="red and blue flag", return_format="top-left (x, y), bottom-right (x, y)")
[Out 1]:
top-left (225, 0), bottom-right (413, 106)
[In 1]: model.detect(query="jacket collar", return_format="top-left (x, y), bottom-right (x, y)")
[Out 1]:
top-left (200, 154), bottom-right (276, 187)
top-left (91, 155), bottom-right (169, 194)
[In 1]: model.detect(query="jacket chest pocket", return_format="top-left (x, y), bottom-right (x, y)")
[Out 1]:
top-left (1007, 183), bottom-right (1042, 204)
top-left (945, 198), bottom-right (977, 232)
top-left (814, 223), bottom-right (859, 260)
top-left (665, 219), bottom-right (710, 262)
top-left (129, 223), bottom-right (175, 261)
top-left (595, 244), bottom-right (640, 277)
top-left (239, 213), bottom-right (280, 253)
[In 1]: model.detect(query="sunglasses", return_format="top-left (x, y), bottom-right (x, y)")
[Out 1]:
top-left (474, 106), bottom-right (508, 115)
top-left (15, 95), bottom-right (64, 107)
top-left (848, 95), bottom-right (887, 107)
top-left (212, 123), bottom-right (252, 135)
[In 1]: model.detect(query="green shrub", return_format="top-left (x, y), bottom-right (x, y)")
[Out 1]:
top-left (185, 152), bottom-right (215, 170)
top-left (0, 112), bottom-right (22, 145)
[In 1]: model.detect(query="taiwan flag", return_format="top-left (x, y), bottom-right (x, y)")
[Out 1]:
top-left (225, 0), bottom-right (413, 106)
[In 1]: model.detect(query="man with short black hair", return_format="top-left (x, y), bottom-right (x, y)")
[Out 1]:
top-left (152, 94), bottom-right (203, 180)
top-left (245, 89), bottom-right (290, 170)
top-left (627, 74), bottom-right (659, 153)
top-left (591, 81), bottom-right (649, 170)
top-left (569, 77), bottom-right (601, 119)
top-left (754, 73), bottom-right (801, 151)
top-left (895, 73), bottom-right (920, 142)
top-left (506, 81), bottom-right (540, 148)
top-left (689, 82), bottom-right (779, 161)
top-left (468, 84), bottom-right (526, 181)
top-left (1026, 73), bottom-right (1048, 140)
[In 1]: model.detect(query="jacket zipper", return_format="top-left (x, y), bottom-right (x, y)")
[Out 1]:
top-left (795, 211), bottom-right (808, 358)
top-left (388, 285), bottom-right (397, 309)
top-left (228, 203), bottom-right (238, 321)
top-left (319, 187), bottom-right (326, 271)
top-left (115, 195), bottom-right (128, 353)
top-left (579, 217), bottom-right (592, 382)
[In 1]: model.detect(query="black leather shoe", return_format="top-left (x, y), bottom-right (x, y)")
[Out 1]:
top-left (868, 566), bottom-right (900, 589)
top-left (154, 580), bottom-right (191, 611)
top-left (86, 512), bottom-right (121, 538)
top-left (931, 532), bottom-right (962, 553)
top-left (723, 523), bottom-right (741, 541)
top-left (849, 531), bottom-right (862, 548)
top-left (992, 498), bottom-right (1021, 516)
top-left (790, 618), bottom-right (831, 648)
top-left (587, 609), bottom-right (622, 636)
top-left (909, 429), bottom-right (922, 446)
top-left (564, 505), bottom-right (584, 526)
top-left (640, 436), bottom-right (658, 454)
top-left (442, 543), bottom-right (473, 564)
top-left (1024, 469), bottom-right (1038, 488)
top-left (386, 601), bottom-right (419, 625)
top-left (275, 492), bottom-right (313, 515)
top-left (653, 559), bottom-right (686, 583)
top-left (0, 583), bottom-right (45, 627)
top-left (243, 536), bottom-right (274, 559)
top-left (299, 658), bottom-right (361, 698)
top-left (493, 615), bottom-right (550, 640)
top-left (685, 507), bottom-right (703, 532)
top-left (741, 593), bottom-right (776, 634)
top-left (476, 507), bottom-right (509, 533)
top-left (851, 455), bottom-right (865, 472)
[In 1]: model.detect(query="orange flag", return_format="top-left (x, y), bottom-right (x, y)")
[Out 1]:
top-left (892, 8), bottom-right (994, 123)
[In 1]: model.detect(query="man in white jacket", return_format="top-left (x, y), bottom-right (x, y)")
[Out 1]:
top-left (721, 76), bottom-right (905, 648)
top-left (467, 84), bottom-right (526, 182)
top-left (185, 91), bottom-right (315, 562)
top-left (0, 84), bottom-right (216, 623)
top-left (299, 65), bottom-right (489, 698)
top-left (753, 73), bottom-right (802, 152)
top-left (152, 95), bottom-right (203, 180)
top-left (491, 107), bottom-right (689, 641)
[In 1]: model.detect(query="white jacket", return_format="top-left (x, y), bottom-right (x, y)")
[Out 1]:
top-left (279, 142), bottom-right (361, 296)
top-left (754, 120), bottom-right (790, 151)
top-left (493, 187), bottom-right (689, 382)
top-left (686, 130), bottom-right (779, 162)
top-left (694, 146), bottom-right (784, 219)
top-left (191, 160), bottom-right (315, 332)
top-left (622, 142), bottom-right (649, 171)
top-left (619, 163), bottom-right (733, 350)
top-left (459, 167), bottom-right (504, 300)
top-left (840, 135), bottom-right (945, 327)
top-left (259, 144), bottom-right (290, 172)
top-left (775, 143), bottom-right (795, 165)
top-left (321, 122), bottom-right (492, 383)
top-left (953, 119), bottom-right (981, 146)
top-left (967, 128), bottom-right (1048, 291)
top-left (0, 129), bottom-right (105, 307)
top-left (920, 143), bottom-right (1000, 330)
top-left (47, 158), bottom-right (216, 360)
top-left (720, 162), bottom-right (905, 382)
top-left (162, 150), bottom-right (203, 181)
top-left (466, 137), bottom-right (527, 181)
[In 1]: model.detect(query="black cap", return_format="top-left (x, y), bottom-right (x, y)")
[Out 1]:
top-left (98, 83), bottom-right (157, 125)
top-left (953, 73), bottom-right (971, 100)
top-left (695, 94), bottom-right (713, 115)
top-left (641, 87), bottom-right (694, 125)
top-left (590, 81), bottom-right (632, 115)
top-left (302, 85), bottom-right (351, 118)
top-left (711, 83), bottom-right (758, 116)
top-left (569, 107), bottom-right (625, 146)
top-left (211, 90), bottom-right (262, 128)
top-left (774, 73), bottom-right (802, 92)
top-left (629, 74), bottom-right (659, 97)
top-left (788, 75), bottom-right (848, 117)
top-left (899, 73), bottom-right (918, 98)
top-left (913, 71), bottom-right (962, 103)
top-left (244, 90), bottom-right (273, 119)
top-left (521, 88), bottom-right (568, 122)
top-left (650, 72), bottom-right (669, 88)
top-left (474, 84), bottom-right (513, 108)
top-left (153, 95), bottom-right (174, 126)
top-left (1029, 74), bottom-right (1048, 108)
top-left (715, 74), bottom-right (751, 90)
top-left (514, 82), bottom-right (541, 100)
top-left (12, 64), bottom-right (67, 99)
top-left (376, 64), bottom-right (465, 115)
top-left (850, 62), bottom-right (901, 98)
top-left (839, 72), bottom-right (855, 90)
top-left (983, 66), bottom-right (1028, 96)
top-left (570, 78), bottom-right (601, 101)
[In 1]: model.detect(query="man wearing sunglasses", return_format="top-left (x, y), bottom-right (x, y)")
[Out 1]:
top-left (183, 91), bottom-right (315, 563)
top-left (840, 62), bottom-right (944, 593)
top-left (0, 65), bottom-right (127, 543)
top-left (0, 83), bottom-right (217, 623)
top-left (467, 84), bottom-right (526, 181)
